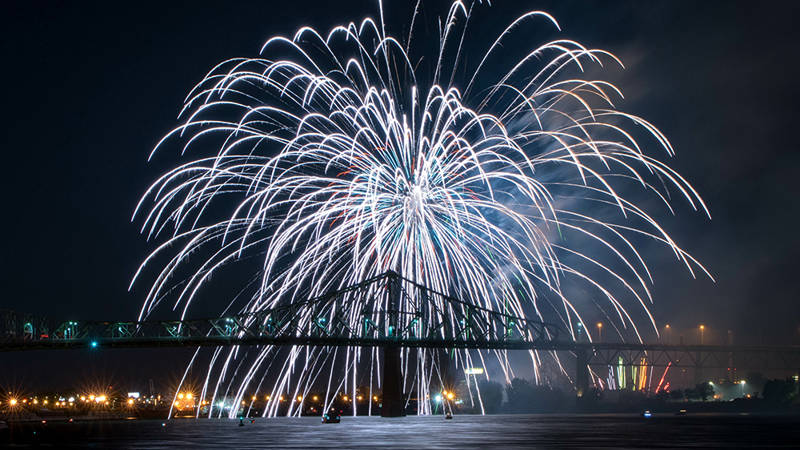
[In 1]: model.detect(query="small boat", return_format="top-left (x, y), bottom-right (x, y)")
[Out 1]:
top-left (641, 410), bottom-right (652, 418)
top-left (445, 412), bottom-right (453, 420)
top-left (322, 413), bottom-right (341, 423)
top-left (676, 409), bottom-right (687, 416)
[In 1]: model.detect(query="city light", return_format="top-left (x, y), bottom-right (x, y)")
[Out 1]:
top-left (127, 398), bottom-right (134, 405)
top-left (464, 367), bottom-right (484, 375)
top-left (90, 341), bottom-right (98, 348)
top-left (434, 394), bottom-right (442, 403)
top-left (9, 399), bottom-right (17, 406)
top-left (446, 392), bottom-right (455, 400)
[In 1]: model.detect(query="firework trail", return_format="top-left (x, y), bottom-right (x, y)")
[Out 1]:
top-left (132, 1), bottom-right (710, 416)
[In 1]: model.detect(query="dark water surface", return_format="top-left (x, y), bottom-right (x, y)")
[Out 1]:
top-left (3, 414), bottom-right (799, 448)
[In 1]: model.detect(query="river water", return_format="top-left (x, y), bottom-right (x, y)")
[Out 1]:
top-left (3, 413), bottom-right (799, 448)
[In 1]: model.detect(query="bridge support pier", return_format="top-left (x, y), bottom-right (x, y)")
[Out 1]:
top-left (575, 349), bottom-right (590, 405)
top-left (381, 345), bottom-right (405, 417)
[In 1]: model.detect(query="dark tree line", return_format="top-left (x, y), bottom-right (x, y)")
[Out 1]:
top-left (477, 378), bottom-right (570, 413)
top-left (470, 376), bottom-right (799, 414)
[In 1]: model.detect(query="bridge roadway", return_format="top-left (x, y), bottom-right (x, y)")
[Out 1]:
top-left (3, 335), bottom-right (799, 369)
top-left (0, 335), bottom-right (794, 352)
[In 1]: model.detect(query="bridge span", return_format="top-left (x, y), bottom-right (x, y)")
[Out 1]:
top-left (2, 272), bottom-right (799, 412)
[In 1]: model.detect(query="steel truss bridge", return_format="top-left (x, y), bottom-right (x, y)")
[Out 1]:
top-left (2, 271), bottom-right (799, 410)
top-left (0, 271), bottom-right (562, 351)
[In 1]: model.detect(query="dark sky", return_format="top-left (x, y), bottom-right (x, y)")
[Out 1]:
top-left (2, 1), bottom-right (799, 389)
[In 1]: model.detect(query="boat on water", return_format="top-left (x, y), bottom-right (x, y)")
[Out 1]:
top-left (322, 412), bottom-right (341, 423)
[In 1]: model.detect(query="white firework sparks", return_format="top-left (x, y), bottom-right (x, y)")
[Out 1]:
top-left (132, 1), bottom-right (710, 417)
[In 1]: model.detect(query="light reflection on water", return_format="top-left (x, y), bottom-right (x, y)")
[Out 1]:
top-left (5, 414), bottom-right (800, 448)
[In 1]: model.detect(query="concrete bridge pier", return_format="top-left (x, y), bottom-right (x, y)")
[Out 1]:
top-left (575, 349), bottom-right (590, 403)
top-left (381, 271), bottom-right (405, 417)
top-left (381, 345), bottom-right (405, 417)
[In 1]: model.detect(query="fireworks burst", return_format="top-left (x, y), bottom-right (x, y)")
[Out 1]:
top-left (133, 1), bottom-right (710, 416)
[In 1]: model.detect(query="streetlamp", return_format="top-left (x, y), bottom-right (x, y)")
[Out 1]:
top-left (699, 324), bottom-right (705, 344)
top-left (740, 380), bottom-right (746, 397)
top-left (664, 324), bottom-right (671, 344)
top-left (596, 322), bottom-right (603, 342)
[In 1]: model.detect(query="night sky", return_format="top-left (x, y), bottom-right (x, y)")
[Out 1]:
top-left (2, 1), bottom-right (799, 390)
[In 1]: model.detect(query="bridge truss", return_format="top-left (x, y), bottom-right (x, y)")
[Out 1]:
top-left (2, 272), bottom-right (798, 396)
top-left (0, 271), bottom-right (560, 351)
